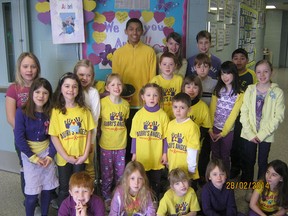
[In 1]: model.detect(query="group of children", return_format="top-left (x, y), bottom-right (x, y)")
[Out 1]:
top-left (5, 17), bottom-right (287, 216)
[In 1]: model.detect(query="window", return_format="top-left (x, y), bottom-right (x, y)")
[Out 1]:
top-left (0, 0), bottom-right (29, 86)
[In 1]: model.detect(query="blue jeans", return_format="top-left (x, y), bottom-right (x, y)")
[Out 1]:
top-left (241, 139), bottom-right (271, 183)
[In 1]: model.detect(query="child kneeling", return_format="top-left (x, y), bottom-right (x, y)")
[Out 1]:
top-left (58, 171), bottom-right (105, 216)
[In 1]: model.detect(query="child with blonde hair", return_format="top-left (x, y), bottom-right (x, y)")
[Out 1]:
top-left (74, 59), bottom-right (100, 179)
top-left (5, 52), bottom-right (41, 194)
top-left (157, 168), bottom-right (200, 216)
top-left (240, 60), bottom-right (285, 187)
top-left (99, 73), bottom-right (130, 209)
top-left (109, 161), bottom-right (155, 216)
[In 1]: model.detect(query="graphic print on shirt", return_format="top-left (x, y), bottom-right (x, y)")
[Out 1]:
top-left (175, 201), bottom-right (189, 215)
top-left (60, 117), bottom-right (87, 139)
top-left (168, 133), bottom-right (187, 153)
top-left (163, 87), bottom-right (177, 102)
top-left (136, 121), bottom-right (161, 140)
top-left (103, 111), bottom-right (125, 128)
top-left (19, 92), bottom-right (29, 104)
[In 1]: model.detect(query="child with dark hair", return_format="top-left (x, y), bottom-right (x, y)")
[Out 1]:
top-left (166, 92), bottom-right (200, 183)
top-left (14, 78), bottom-right (58, 216)
top-left (201, 159), bottom-right (243, 216)
top-left (249, 160), bottom-right (288, 216)
top-left (49, 72), bottom-right (95, 206)
top-left (209, 61), bottom-right (243, 175)
top-left (230, 48), bottom-right (257, 179)
top-left (157, 32), bottom-right (187, 77)
top-left (182, 75), bottom-right (212, 185)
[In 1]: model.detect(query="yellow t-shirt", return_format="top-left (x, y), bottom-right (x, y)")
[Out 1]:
top-left (188, 99), bottom-right (212, 128)
top-left (255, 180), bottom-right (279, 213)
top-left (130, 107), bottom-right (169, 171)
top-left (150, 74), bottom-right (183, 119)
top-left (99, 96), bottom-right (130, 150)
top-left (157, 187), bottom-right (200, 215)
top-left (166, 119), bottom-right (200, 179)
top-left (49, 106), bottom-right (95, 166)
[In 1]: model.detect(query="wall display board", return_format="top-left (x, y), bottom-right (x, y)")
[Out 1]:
top-left (208, 0), bottom-right (218, 13)
top-left (238, 3), bottom-right (257, 67)
top-left (50, 0), bottom-right (85, 44)
top-left (216, 24), bottom-right (225, 51)
top-left (83, 0), bottom-right (188, 80)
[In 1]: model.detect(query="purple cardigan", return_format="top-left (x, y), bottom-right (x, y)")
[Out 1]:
top-left (58, 194), bottom-right (105, 216)
top-left (14, 108), bottom-right (56, 158)
top-left (201, 181), bottom-right (237, 216)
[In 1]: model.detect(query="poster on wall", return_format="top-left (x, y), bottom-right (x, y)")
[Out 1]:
top-left (207, 22), bottom-right (217, 47)
top-left (216, 25), bottom-right (224, 51)
top-left (238, 3), bottom-right (257, 67)
top-left (82, 0), bottom-right (188, 80)
top-left (50, 0), bottom-right (85, 44)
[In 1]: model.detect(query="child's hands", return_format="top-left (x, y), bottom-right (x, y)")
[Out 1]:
top-left (161, 153), bottom-right (167, 165)
top-left (66, 155), bottom-right (78, 164)
top-left (75, 201), bottom-right (87, 216)
top-left (209, 131), bottom-right (222, 142)
top-left (75, 155), bottom-right (88, 165)
top-left (250, 136), bottom-right (260, 144)
top-left (38, 157), bottom-right (52, 167)
top-left (131, 154), bottom-right (136, 161)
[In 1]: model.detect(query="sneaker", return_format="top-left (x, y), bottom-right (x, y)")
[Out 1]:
top-left (105, 199), bottom-right (111, 212)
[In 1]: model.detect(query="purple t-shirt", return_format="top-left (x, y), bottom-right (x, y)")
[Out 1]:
top-left (256, 90), bottom-right (266, 131)
top-left (58, 194), bottom-right (105, 216)
top-left (6, 83), bottom-right (30, 108)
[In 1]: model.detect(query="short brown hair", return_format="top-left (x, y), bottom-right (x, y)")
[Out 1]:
top-left (168, 168), bottom-right (190, 186)
top-left (194, 53), bottom-right (211, 67)
top-left (205, 159), bottom-right (227, 182)
top-left (196, 30), bottom-right (211, 42)
top-left (172, 92), bottom-right (191, 107)
top-left (69, 171), bottom-right (94, 191)
top-left (159, 51), bottom-right (178, 65)
top-left (181, 75), bottom-right (203, 98)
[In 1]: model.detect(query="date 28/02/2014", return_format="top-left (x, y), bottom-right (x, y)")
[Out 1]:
top-left (226, 181), bottom-right (269, 190)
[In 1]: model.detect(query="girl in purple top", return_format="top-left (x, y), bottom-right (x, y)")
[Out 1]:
top-left (109, 161), bottom-right (156, 216)
top-left (209, 61), bottom-right (243, 175)
top-left (14, 78), bottom-right (58, 216)
top-left (5, 52), bottom-right (41, 194)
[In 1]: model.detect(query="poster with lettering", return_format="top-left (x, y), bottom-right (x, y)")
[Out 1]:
top-left (50, 0), bottom-right (85, 44)
top-left (83, 0), bottom-right (187, 80)
top-left (238, 3), bottom-right (257, 67)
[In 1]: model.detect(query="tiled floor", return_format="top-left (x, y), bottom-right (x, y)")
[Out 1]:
top-left (1, 68), bottom-right (287, 216)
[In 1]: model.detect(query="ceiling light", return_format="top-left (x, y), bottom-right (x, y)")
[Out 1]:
top-left (266, 5), bottom-right (276, 9)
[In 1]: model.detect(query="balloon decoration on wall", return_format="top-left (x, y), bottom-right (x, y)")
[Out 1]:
top-left (35, 0), bottom-right (97, 24)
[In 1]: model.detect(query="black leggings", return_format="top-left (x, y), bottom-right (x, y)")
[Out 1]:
top-left (57, 163), bottom-right (85, 206)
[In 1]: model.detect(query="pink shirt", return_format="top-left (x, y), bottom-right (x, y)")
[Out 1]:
top-left (6, 83), bottom-right (30, 108)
